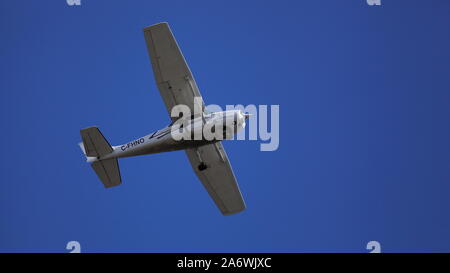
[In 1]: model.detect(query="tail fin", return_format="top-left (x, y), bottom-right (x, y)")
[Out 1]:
top-left (78, 142), bottom-right (97, 163)
top-left (79, 127), bottom-right (122, 188)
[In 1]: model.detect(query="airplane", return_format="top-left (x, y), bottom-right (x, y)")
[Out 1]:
top-left (79, 22), bottom-right (249, 216)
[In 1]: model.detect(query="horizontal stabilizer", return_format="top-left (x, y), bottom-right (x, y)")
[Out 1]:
top-left (91, 158), bottom-right (122, 188)
top-left (80, 127), bottom-right (113, 157)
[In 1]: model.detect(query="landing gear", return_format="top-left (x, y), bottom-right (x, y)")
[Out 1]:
top-left (198, 162), bottom-right (208, 171)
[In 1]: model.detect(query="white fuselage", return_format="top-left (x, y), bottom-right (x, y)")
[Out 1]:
top-left (98, 110), bottom-right (247, 161)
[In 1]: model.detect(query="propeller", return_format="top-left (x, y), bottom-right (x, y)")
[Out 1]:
top-left (243, 113), bottom-right (252, 120)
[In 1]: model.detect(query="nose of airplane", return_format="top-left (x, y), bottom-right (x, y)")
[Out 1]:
top-left (237, 111), bottom-right (252, 129)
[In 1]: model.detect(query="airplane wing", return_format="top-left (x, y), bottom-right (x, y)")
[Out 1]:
top-left (143, 22), bottom-right (204, 120)
top-left (185, 142), bottom-right (246, 216)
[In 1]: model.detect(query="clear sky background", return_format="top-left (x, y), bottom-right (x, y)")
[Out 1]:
top-left (1, 0), bottom-right (450, 252)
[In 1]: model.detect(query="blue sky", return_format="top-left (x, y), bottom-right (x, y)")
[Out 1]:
top-left (1, 0), bottom-right (450, 252)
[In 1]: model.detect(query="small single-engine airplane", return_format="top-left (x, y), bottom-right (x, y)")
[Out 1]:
top-left (79, 22), bottom-right (249, 216)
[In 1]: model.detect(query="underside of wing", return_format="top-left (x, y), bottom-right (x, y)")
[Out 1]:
top-left (186, 143), bottom-right (246, 216)
top-left (143, 22), bottom-right (204, 120)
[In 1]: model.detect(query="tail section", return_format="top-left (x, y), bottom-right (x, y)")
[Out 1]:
top-left (78, 142), bottom-right (97, 163)
top-left (79, 127), bottom-right (122, 188)
top-left (80, 127), bottom-right (113, 158)
top-left (91, 159), bottom-right (122, 188)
